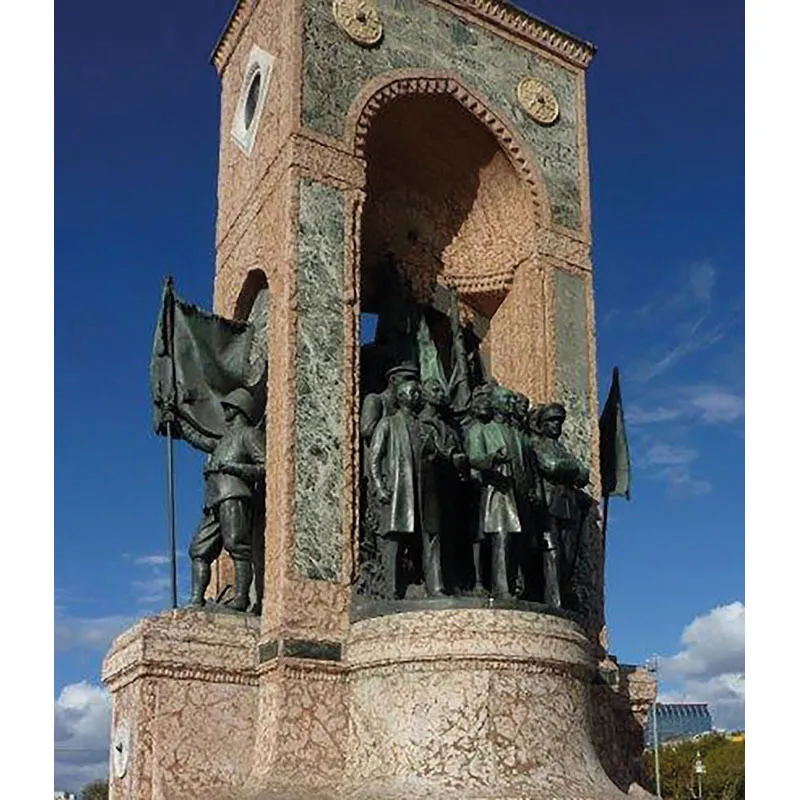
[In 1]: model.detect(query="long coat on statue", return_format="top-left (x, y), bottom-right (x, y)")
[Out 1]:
top-left (368, 411), bottom-right (441, 536)
top-left (466, 419), bottom-right (522, 535)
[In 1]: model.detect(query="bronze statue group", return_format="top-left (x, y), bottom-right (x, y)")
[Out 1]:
top-left (360, 361), bottom-right (591, 610)
top-left (171, 262), bottom-right (592, 615)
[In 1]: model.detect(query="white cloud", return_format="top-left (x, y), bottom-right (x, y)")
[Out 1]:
top-left (134, 553), bottom-right (171, 567)
top-left (660, 602), bottom-right (745, 731)
top-left (686, 386), bottom-right (744, 424)
top-left (132, 573), bottom-right (171, 605)
top-left (645, 444), bottom-right (697, 467)
top-left (55, 613), bottom-right (135, 654)
top-left (689, 261), bottom-right (716, 303)
top-left (627, 384), bottom-right (743, 428)
top-left (54, 682), bottom-right (111, 792)
top-left (655, 465), bottom-right (711, 496)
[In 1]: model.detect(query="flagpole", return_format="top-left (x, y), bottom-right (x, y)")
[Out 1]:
top-left (164, 275), bottom-right (179, 610)
top-left (166, 422), bottom-right (178, 610)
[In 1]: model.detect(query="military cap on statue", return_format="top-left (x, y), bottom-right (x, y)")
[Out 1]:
top-left (385, 362), bottom-right (420, 383)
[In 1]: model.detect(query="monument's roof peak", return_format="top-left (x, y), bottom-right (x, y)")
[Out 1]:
top-left (212, 0), bottom-right (596, 74)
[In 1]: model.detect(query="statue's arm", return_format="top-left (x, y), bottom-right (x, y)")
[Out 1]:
top-left (217, 430), bottom-right (266, 481)
top-left (180, 423), bottom-right (218, 454)
top-left (368, 420), bottom-right (390, 499)
top-left (360, 394), bottom-right (384, 441)
top-left (534, 441), bottom-right (582, 485)
top-left (466, 426), bottom-right (494, 472)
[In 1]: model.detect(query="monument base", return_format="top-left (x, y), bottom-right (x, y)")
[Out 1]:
top-left (342, 608), bottom-right (638, 800)
top-left (102, 609), bottom-right (260, 800)
top-left (103, 609), bottom-right (654, 800)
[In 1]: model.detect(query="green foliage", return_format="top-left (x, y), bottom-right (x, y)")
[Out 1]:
top-left (642, 733), bottom-right (744, 799)
top-left (79, 779), bottom-right (109, 800)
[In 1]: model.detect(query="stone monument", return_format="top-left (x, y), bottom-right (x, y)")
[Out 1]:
top-left (102, 1), bottom-right (656, 798)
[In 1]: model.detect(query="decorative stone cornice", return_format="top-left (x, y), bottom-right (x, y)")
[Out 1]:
top-left (211, 0), bottom-right (252, 74)
top-left (104, 661), bottom-right (259, 692)
top-left (446, 0), bottom-right (596, 68)
top-left (210, 0), bottom-right (595, 75)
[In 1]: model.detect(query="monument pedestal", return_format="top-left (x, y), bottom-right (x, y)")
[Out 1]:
top-left (102, 610), bottom-right (260, 800)
top-left (344, 609), bottom-right (631, 800)
top-left (103, 608), bottom-right (653, 799)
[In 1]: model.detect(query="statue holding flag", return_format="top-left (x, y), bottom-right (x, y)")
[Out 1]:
top-left (150, 277), bottom-right (267, 612)
top-left (186, 388), bottom-right (265, 610)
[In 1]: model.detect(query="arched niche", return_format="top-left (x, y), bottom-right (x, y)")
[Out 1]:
top-left (357, 85), bottom-right (544, 396)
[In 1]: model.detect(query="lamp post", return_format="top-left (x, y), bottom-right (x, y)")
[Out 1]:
top-left (694, 750), bottom-right (706, 799)
top-left (645, 655), bottom-right (661, 798)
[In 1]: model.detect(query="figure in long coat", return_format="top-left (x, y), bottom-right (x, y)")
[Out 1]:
top-left (369, 379), bottom-right (444, 598)
top-left (465, 385), bottom-right (524, 599)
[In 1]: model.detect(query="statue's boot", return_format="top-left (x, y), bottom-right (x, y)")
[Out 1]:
top-left (229, 559), bottom-right (253, 612)
top-left (423, 533), bottom-right (445, 597)
top-left (188, 560), bottom-right (210, 607)
top-left (542, 548), bottom-right (561, 608)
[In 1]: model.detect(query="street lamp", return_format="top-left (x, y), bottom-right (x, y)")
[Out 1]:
top-left (645, 655), bottom-right (661, 799)
top-left (694, 750), bottom-right (706, 799)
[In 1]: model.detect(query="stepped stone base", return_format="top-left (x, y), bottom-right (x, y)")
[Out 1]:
top-left (103, 609), bottom-right (654, 800)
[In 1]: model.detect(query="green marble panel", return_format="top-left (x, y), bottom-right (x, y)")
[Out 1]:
top-left (294, 179), bottom-right (345, 581)
top-left (302, 0), bottom-right (581, 229)
top-left (553, 268), bottom-right (593, 473)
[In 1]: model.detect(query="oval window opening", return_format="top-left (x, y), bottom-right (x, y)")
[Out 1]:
top-left (244, 71), bottom-right (262, 130)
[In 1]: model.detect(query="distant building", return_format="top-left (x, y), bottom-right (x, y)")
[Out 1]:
top-left (54, 793), bottom-right (76, 800)
top-left (644, 702), bottom-right (713, 746)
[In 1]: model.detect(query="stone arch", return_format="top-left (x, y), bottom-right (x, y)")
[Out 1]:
top-left (351, 70), bottom-right (549, 389)
top-left (347, 70), bottom-right (552, 229)
top-left (233, 267), bottom-right (269, 320)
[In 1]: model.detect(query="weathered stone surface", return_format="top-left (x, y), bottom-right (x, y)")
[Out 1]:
top-left (344, 609), bottom-right (631, 799)
top-left (102, 610), bottom-right (260, 800)
top-left (553, 267), bottom-right (591, 471)
top-left (302, 0), bottom-right (582, 229)
top-left (294, 179), bottom-right (345, 581)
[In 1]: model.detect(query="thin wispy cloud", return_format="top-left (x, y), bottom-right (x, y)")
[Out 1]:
top-left (686, 386), bottom-right (744, 424)
top-left (132, 574), bottom-right (172, 605)
top-left (55, 612), bottom-right (135, 654)
top-left (625, 262), bottom-right (741, 385)
top-left (627, 384), bottom-right (744, 429)
top-left (633, 434), bottom-right (711, 495)
top-left (134, 553), bottom-right (171, 567)
top-left (645, 444), bottom-right (697, 467)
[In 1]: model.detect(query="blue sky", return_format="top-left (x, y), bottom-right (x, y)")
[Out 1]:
top-left (54, 0), bottom-right (743, 790)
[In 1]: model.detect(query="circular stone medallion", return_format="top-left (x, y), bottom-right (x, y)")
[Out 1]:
top-left (332, 0), bottom-right (383, 46)
top-left (517, 77), bottom-right (559, 125)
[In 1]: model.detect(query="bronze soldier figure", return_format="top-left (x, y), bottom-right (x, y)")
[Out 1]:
top-left (466, 385), bottom-right (533, 599)
top-left (419, 377), bottom-right (469, 592)
top-left (530, 403), bottom-right (591, 608)
top-left (187, 388), bottom-right (265, 611)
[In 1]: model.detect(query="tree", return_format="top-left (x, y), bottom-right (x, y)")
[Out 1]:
top-left (642, 733), bottom-right (744, 799)
top-left (80, 779), bottom-right (109, 800)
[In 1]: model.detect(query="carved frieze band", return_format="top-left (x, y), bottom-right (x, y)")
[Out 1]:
top-left (348, 657), bottom-right (593, 681)
top-left (213, 0), bottom-right (595, 73)
top-left (353, 76), bottom-right (544, 214)
top-left (104, 662), bottom-right (259, 692)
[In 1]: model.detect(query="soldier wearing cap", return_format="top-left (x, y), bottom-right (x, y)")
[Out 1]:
top-left (360, 362), bottom-right (420, 443)
top-left (187, 387), bottom-right (265, 611)
top-left (530, 402), bottom-right (590, 608)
